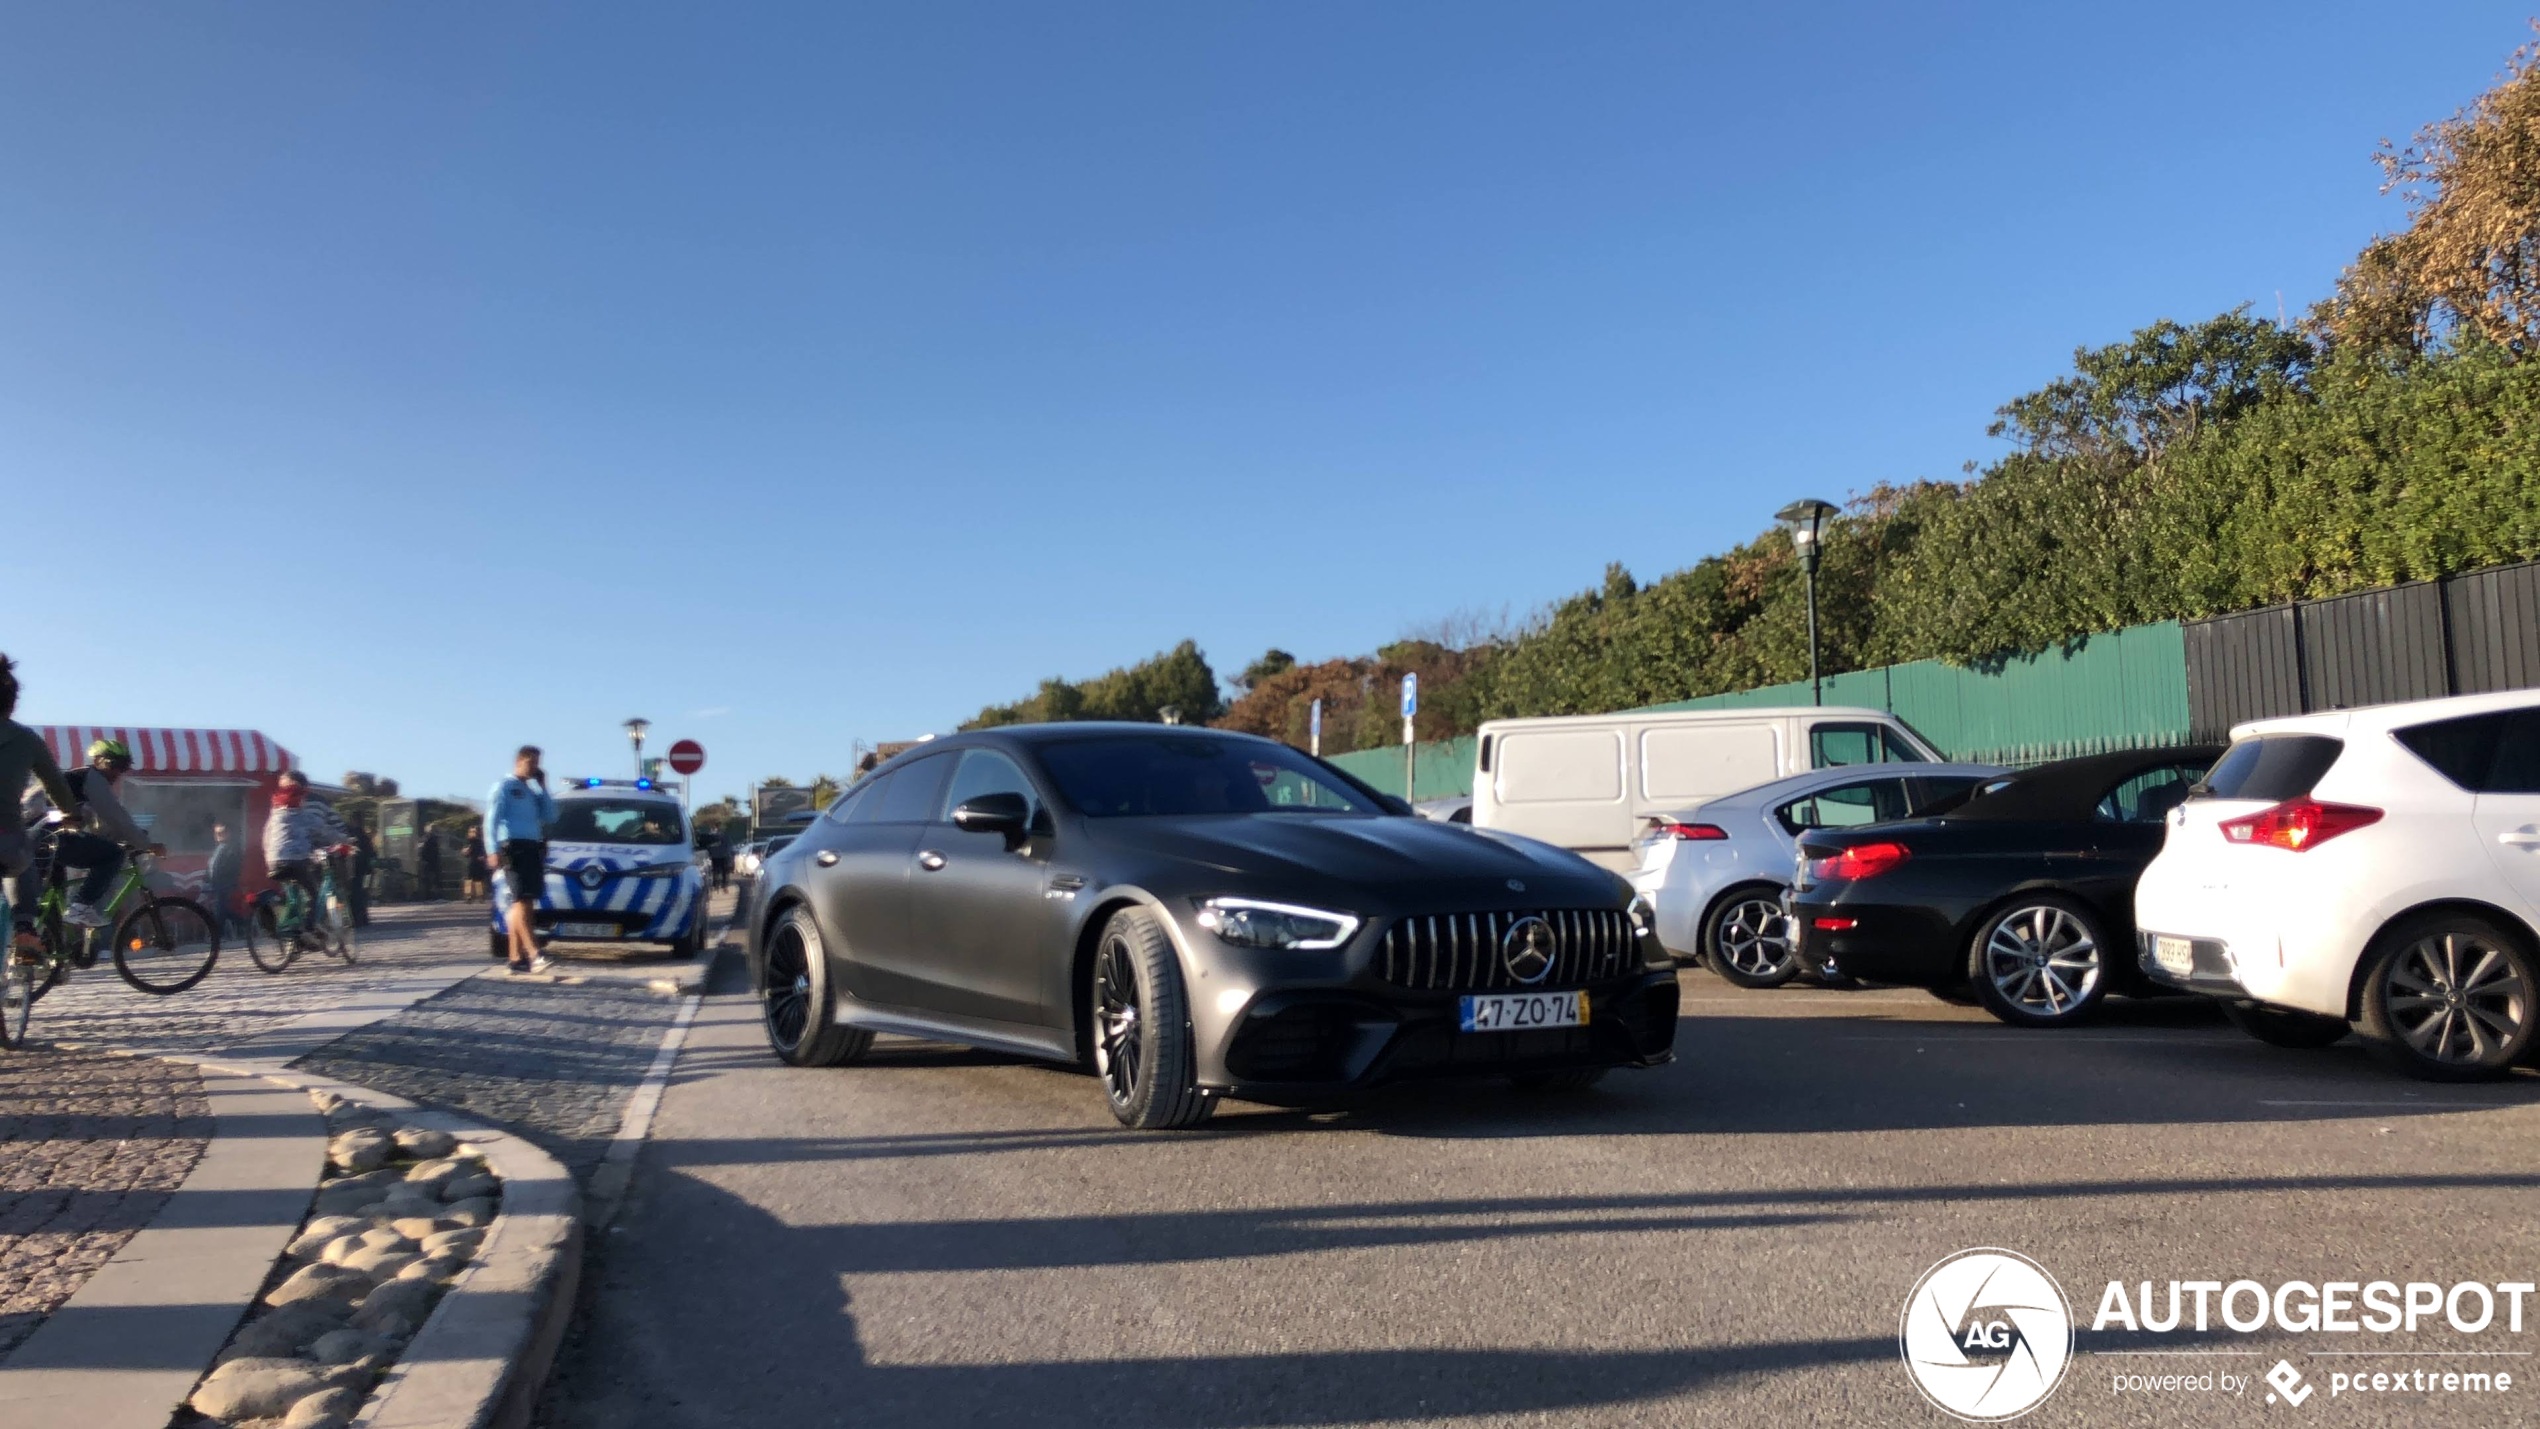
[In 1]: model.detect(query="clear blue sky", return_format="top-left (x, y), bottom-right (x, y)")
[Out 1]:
top-left (4, 3), bottom-right (2530, 805)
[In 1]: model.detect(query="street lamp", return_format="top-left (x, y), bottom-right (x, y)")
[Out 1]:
top-left (1775, 498), bottom-right (1840, 706)
top-left (623, 717), bottom-right (651, 778)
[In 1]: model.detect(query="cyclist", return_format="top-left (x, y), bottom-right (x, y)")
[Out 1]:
top-left (0, 655), bottom-right (82, 954)
top-left (262, 771), bottom-right (348, 941)
top-left (24, 736), bottom-right (164, 929)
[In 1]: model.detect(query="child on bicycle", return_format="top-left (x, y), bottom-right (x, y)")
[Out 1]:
top-left (0, 655), bottom-right (82, 955)
top-left (19, 734), bottom-right (162, 931)
top-left (263, 770), bottom-right (348, 936)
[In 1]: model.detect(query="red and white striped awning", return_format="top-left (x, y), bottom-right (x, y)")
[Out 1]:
top-left (36, 726), bottom-right (298, 775)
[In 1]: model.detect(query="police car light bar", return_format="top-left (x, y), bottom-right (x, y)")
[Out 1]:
top-left (574, 777), bottom-right (679, 792)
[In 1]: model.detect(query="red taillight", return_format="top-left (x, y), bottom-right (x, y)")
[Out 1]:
top-left (2217, 797), bottom-right (2383, 852)
top-left (1806, 841), bottom-right (1912, 882)
top-left (1649, 820), bottom-right (1729, 842)
top-left (1812, 916), bottom-right (1857, 932)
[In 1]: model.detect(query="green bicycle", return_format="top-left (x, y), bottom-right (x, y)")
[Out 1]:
top-left (3, 826), bottom-right (222, 1050)
top-left (246, 848), bottom-right (358, 973)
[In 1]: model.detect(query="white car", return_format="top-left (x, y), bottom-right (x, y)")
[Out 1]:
top-left (1627, 762), bottom-right (2006, 986)
top-left (2134, 689), bottom-right (2540, 1080)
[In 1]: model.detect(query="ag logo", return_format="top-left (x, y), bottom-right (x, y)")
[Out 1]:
top-left (1900, 1248), bottom-right (2073, 1421)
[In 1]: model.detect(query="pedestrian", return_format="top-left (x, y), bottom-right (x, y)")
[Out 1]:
top-left (486, 745), bottom-right (557, 973)
top-left (417, 826), bottom-right (443, 900)
top-left (346, 815), bottom-right (376, 927)
top-left (0, 654), bottom-right (82, 953)
top-left (461, 821), bottom-right (487, 901)
top-left (205, 819), bottom-right (243, 939)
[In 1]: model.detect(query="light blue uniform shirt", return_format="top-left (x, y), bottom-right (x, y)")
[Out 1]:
top-left (485, 776), bottom-right (558, 847)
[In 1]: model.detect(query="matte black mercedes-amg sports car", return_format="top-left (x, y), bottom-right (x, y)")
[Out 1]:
top-left (1786, 745), bottom-right (2224, 1028)
top-left (746, 724), bottom-right (1680, 1128)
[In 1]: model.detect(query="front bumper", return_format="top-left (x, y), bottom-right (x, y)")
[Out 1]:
top-left (1208, 971), bottom-right (1681, 1100)
top-left (493, 870), bottom-right (703, 943)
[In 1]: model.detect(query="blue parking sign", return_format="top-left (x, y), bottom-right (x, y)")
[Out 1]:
top-left (1400, 672), bottom-right (1418, 718)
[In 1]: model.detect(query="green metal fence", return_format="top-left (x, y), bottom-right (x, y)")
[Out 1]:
top-left (1328, 620), bottom-right (2196, 799)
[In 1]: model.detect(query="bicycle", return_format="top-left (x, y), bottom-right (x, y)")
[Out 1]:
top-left (3, 823), bottom-right (222, 1050)
top-left (247, 847), bottom-right (359, 973)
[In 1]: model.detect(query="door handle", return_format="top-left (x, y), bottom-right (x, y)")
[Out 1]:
top-left (917, 850), bottom-right (947, 872)
top-left (815, 850), bottom-right (838, 867)
top-left (2501, 828), bottom-right (2540, 848)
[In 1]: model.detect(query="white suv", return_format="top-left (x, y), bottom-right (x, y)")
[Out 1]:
top-left (2134, 689), bottom-right (2540, 1080)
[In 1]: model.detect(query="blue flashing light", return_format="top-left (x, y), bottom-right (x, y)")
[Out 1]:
top-left (635, 778), bottom-right (653, 790)
top-left (586, 778), bottom-right (604, 788)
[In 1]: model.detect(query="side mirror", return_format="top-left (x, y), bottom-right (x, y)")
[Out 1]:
top-left (952, 793), bottom-right (1034, 848)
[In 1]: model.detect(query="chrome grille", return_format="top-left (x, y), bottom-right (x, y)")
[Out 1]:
top-left (1376, 908), bottom-right (1635, 991)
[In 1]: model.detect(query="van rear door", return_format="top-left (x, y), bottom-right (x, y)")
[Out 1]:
top-left (1488, 727), bottom-right (1627, 856)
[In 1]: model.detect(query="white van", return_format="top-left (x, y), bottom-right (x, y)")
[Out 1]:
top-left (1470, 707), bottom-right (1942, 870)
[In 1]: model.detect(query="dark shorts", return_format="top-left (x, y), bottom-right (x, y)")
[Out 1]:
top-left (501, 840), bottom-right (546, 904)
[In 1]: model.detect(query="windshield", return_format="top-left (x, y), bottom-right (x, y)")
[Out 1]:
top-left (1037, 735), bottom-right (1381, 817)
top-left (549, 799), bottom-right (686, 846)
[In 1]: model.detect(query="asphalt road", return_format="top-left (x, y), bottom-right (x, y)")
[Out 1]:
top-left (543, 969), bottom-right (2540, 1429)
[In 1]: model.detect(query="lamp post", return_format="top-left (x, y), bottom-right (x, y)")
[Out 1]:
top-left (623, 717), bottom-right (651, 778)
top-left (1775, 498), bottom-right (1840, 705)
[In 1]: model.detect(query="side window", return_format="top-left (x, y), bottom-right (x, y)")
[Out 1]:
top-left (1878, 727), bottom-right (1929, 763)
top-left (873, 756), bottom-right (951, 824)
top-left (1778, 778), bottom-right (1910, 834)
top-left (2492, 710), bottom-right (2540, 794)
top-left (939, 749), bottom-right (1042, 823)
top-left (2395, 711), bottom-right (2514, 792)
top-left (832, 774), bottom-right (885, 825)
top-left (1810, 724), bottom-right (1888, 769)
top-left (2096, 765), bottom-right (2204, 823)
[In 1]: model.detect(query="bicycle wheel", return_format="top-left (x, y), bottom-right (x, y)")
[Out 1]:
top-left (329, 905), bottom-right (359, 964)
top-left (247, 900), bottom-right (295, 974)
top-left (112, 898), bottom-right (220, 994)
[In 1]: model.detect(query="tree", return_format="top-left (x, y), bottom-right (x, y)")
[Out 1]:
top-left (1234, 649), bottom-right (1297, 692)
top-left (963, 641), bottom-right (1224, 728)
top-left (2326, 34), bottom-right (2540, 356)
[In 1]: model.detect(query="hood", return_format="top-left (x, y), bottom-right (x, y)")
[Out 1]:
top-left (1085, 813), bottom-right (1623, 910)
top-left (545, 841), bottom-right (693, 872)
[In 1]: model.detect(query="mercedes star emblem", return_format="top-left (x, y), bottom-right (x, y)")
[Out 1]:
top-left (1500, 916), bottom-right (1557, 985)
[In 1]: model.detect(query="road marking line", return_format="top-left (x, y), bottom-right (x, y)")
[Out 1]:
top-left (587, 991), bottom-right (702, 1232)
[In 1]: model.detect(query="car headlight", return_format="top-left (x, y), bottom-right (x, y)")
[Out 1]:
top-left (1193, 897), bottom-right (1362, 951)
top-left (1627, 893), bottom-right (1657, 938)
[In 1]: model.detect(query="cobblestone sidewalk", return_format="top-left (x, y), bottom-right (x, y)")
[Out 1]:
top-left (0, 1047), bottom-right (212, 1361)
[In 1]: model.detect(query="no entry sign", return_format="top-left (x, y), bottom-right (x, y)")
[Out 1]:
top-left (667, 739), bottom-right (706, 775)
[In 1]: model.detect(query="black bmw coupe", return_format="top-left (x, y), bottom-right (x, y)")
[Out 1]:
top-left (747, 724), bottom-right (1680, 1128)
top-left (1786, 745), bottom-right (2223, 1027)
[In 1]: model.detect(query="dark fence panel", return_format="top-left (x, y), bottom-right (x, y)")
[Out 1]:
top-left (2186, 558), bottom-right (2540, 736)
top-left (2185, 605), bottom-right (2304, 741)
top-left (2447, 560), bottom-right (2540, 695)
top-left (2300, 581), bottom-right (2448, 711)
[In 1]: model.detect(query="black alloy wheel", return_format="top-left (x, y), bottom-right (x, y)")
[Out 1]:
top-left (2359, 914), bottom-right (2537, 1081)
top-left (1702, 886), bottom-right (1800, 989)
top-left (759, 907), bottom-right (871, 1068)
top-left (1967, 895), bottom-right (2111, 1028)
top-left (1090, 907), bottom-right (1213, 1130)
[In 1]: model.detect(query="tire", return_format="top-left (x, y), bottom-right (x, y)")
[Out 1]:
top-left (1508, 1066), bottom-right (1609, 1093)
top-left (1702, 886), bottom-right (1800, 989)
top-left (331, 915), bottom-right (359, 965)
top-left (112, 898), bottom-right (220, 995)
top-left (489, 932), bottom-right (511, 961)
top-left (249, 900), bottom-right (295, 974)
top-left (1967, 894), bottom-right (2111, 1028)
top-left (759, 906), bottom-right (872, 1068)
top-left (672, 913), bottom-right (707, 959)
top-left (2357, 913), bottom-right (2537, 1082)
top-left (2221, 1000), bottom-right (2350, 1049)
top-left (1091, 906), bottom-right (1215, 1130)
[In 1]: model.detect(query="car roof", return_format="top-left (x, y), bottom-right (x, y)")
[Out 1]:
top-left (1654, 762), bottom-right (2010, 820)
top-left (1479, 705), bottom-right (1898, 733)
top-left (2234, 687), bottom-right (2540, 740)
top-left (1940, 745), bottom-right (2224, 822)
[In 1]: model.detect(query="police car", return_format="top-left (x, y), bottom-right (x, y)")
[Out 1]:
top-left (491, 778), bottom-right (709, 959)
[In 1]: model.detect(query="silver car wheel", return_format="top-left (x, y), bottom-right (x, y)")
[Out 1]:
top-left (1982, 903), bottom-right (2100, 1017)
top-left (2385, 931), bottom-right (2533, 1064)
top-left (1715, 897), bottom-right (1795, 979)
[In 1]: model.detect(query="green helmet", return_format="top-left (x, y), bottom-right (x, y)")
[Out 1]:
top-left (88, 736), bottom-right (133, 769)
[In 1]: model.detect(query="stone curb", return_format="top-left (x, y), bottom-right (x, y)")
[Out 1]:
top-left (189, 1056), bottom-right (583, 1429)
top-left (0, 1066), bottom-right (327, 1429)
